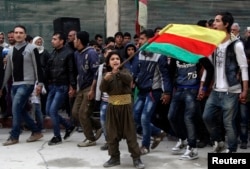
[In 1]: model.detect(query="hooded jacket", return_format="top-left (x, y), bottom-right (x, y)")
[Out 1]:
top-left (124, 43), bottom-right (138, 75)
top-left (133, 51), bottom-right (172, 94)
top-left (74, 46), bottom-right (99, 90)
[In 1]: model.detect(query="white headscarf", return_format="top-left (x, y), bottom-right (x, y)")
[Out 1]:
top-left (32, 36), bottom-right (44, 54)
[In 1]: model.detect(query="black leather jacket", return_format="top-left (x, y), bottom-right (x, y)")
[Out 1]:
top-left (39, 49), bottom-right (50, 84)
top-left (46, 46), bottom-right (77, 89)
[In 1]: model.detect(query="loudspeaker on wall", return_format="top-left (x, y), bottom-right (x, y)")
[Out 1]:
top-left (53, 17), bottom-right (81, 35)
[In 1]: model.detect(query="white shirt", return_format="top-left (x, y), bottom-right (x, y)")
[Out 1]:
top-left (214, 40), bottom-right (230, 91)
top-left (202, 39), bottom-right (248, 93)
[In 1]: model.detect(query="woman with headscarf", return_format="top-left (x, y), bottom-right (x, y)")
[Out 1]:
top-left (32, 36), bottom-right (50, 117)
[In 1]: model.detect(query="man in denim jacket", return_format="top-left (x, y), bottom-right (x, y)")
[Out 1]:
top-left (202, 12), bottom-right (248, 153)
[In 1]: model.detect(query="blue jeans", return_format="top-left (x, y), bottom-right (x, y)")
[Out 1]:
top-left (238, 102), bottom-right (249, 143)
top-left (133, 90), bottom-right (162, 148)
top-left (203, 90), bottom-right (239, 152)
top-left (100, 101), bottom-right (108, 140)
top-left (168, 88), bottom-right (198, 147)
top-left (46, 85), bottom-right (71, 137)
top-left (11, 84), bottom-right (40, 139)
top-left (31, 103), bottom-right (44, 131)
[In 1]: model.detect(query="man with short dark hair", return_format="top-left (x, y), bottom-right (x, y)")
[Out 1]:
top-left (46, 31), bottom-right (77, 145)
top-left (133, 34), bottom-right (139, 48)
top-left (0, 25), bottom-right (44, 146)
top-left (95, 34), bottom-right (104, 47)
top-left (133, 29), bottom-right (172, 154)
top-left (72, 31), bottom-right (102, 147)
top-left (66, 30), bottom-right (77, 51)
top-left (202, 12), bottom-right (248, 153)
top-left (7, 31), bottom-right (16, 46)
top-left (105, 36), bottom-right (115, 48)
top-left (0, 32), bottom-right (8, 48)
top-left (114, 31), bottom-right (124, 57)
top-left (123, 32), bottom-right (131, 46)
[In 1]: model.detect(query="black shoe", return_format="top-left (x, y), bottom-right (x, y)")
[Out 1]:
top-left (95, 128), bottom-right (103, 141)
top-left (63, 125), bottom-right (76, 140)
top-left (151, 130), bottom-right (166, 149)
top-left (103, 157), bottom-right (120, 168)
top-left (240, 142), bottom-right (247, 149)
top-left (133, 158), bottom-right (145, 169)
top-left (100, 143), bottom-right (109, 151)
top-left (197, 140), bottom-right (208, 148)
top-left (48, 136), bottom-right (62, 145)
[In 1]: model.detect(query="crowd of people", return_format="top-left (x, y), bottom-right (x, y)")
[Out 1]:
top-left (0, 11), bottom-right (250, 168)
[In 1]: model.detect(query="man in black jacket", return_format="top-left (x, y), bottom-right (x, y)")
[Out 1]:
top-left (46, 31), bottom-right (77, 145)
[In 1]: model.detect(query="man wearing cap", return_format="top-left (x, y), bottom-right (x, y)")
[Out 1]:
top-left (72, 31), bottom-right (102, 147)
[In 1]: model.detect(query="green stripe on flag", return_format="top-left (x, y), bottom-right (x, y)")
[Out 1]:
top-left (144, 42), bottom-right (204, 64)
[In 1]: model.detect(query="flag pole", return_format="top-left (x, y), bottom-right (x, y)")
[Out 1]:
top-left (119, 24), bottom-right (173, 68)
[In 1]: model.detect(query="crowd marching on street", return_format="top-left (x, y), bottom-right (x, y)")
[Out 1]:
top-left (1, 11), bottom-right (250, 169)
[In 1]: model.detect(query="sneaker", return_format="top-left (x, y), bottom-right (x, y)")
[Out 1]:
top-left (77, 139), bottom-right (96, 147)
top-left (100, 143), bottom-right (109, 151)
top-left (48, 136), bottom-right (62, 146)
top-left (172, 139), bottom-right (187, 154)
top-left (179, 146), bottom-right (198, 160)
top-left (140, 146), bottom-right (149, 155)
top-left (240, 142), bottom-right (247, 149)
top-left (151, 130), bottom-right (166, 149)
top-left (211, 141), bottom-right (225, 153)
top-left (103, 157), bottom-right (120, 168)
top-left (223, 149), bottom-right (236, 153)
top-left (137, 134), bottom-right (143, 140)
top-left (26, 132), bottom-right (43, 142)
top-left (133, 158), bottom-right (145, 169)
top-left (95, 128), bottom-right (103, 141)
top-left (3, 137), bottom-right (19, 146)
top-left (63, 125), bottom-right (76, 140)
top-left (44, 115), bottom-right (50, 119)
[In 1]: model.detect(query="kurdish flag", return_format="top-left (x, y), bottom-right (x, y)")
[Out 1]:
top-left (135, 0), bottom-right (148, 35)
top-left (141, 24), bottom-right (226, 64)
top-left (138, 0), bottom-right (148, 29)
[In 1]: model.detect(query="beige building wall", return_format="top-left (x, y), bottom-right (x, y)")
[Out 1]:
top-left (106, 0), bottom-right (119, 37)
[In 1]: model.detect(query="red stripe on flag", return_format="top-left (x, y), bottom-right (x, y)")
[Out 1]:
top-left (152, 33), bottom-right (216, 56)
top-left (139, 0), bottom-right (148, 5)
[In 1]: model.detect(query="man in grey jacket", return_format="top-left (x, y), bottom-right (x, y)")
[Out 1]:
top-left (0, 25), bottom-right (44, 146)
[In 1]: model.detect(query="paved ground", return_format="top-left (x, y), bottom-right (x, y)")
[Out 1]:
top-left (0, 128), bottom-right (249, 169)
